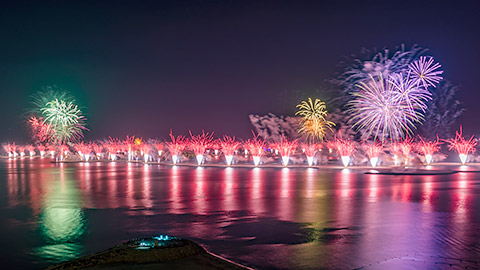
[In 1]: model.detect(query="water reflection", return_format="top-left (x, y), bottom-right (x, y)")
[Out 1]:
top-left (1, 159), bottom-right (480, 269)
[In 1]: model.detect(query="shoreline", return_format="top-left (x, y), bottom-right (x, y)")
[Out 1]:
top-left (44, 236), bottom-right (252, 270)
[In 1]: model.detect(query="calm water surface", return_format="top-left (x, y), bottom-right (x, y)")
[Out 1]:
top-left (1, 158), bottom-right (479, 269)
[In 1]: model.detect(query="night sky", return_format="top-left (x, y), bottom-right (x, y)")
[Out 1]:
top-left (1, 0), bottom-right (479, 142)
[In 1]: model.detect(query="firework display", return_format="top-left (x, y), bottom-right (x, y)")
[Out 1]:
top-left (417, 136), bottom-right (442, 165)
top-left (272, 136), bottom-right (297, 166)
top-left (220, 136), bottom-right (240, 166)
top-left (364, 142), bottom-right (383, 167)
top-left (445, 127), bottom-right (477, 165)
top-left (296, 98), bottom-right (335, 142)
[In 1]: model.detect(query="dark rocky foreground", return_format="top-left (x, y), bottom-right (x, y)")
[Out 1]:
top-left (45, 237), bottom-right (250, 270)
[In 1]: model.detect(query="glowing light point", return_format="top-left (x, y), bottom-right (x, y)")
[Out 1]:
top-left (196, 154), bottom-right (204, 165)
top-left (425, 154), bottom-right (433, 165)
top-left (252, 156), bottom-right (261, 166)
top-left (459, 153), bottom-right (467, 165)
top-left (370, 156), bottom-right (378, 168)
top-left (341, 156), bottom-right (350, 167)
top-left (307, 156), bottom-right (314, 167)
top-left (225, 155), bottom-right (233, 166)
top-left (282, 156), bottom-right (290, 167)
top-left (172, 154), bottom-right (178, 165)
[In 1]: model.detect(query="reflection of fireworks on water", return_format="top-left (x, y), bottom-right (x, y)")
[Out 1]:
top-left (188, 131), bottom-right (214, 165)
top-left (220, 136), bottom-right (240, 166)
top-left (272, 136), bottom-right (297, 167)
top-left (301, 143), bottom-right (319, 166)
top-left (334, 138), bottom-right (355, 167)
top-left (245, 132), bottom-right (265, 166)
top-left (417, 136), bottom-right (442, 165)
top-left (445, 127), bottom-right (477, 165)
top-left (364, 142), bottom-right (383, 167)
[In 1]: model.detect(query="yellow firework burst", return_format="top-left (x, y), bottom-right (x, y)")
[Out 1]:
top-left (295, 98), bottom-right (335, 141)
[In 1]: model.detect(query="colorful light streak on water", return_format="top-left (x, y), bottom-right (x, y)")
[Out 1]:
top-left (1, 159), bottom-right (480, 269)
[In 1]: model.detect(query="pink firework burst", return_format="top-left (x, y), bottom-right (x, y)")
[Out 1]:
top-left (244, 131), bottom-right (266, 166)
top-left (28, 116), bottom-right (54, 143)
top-left (3, 143), bottom-right (17, 157)
top-left (334, 138), bottom-right (355, 167)
top-left (36, 144), bottom-right (46, 156)
top-left (18, 145), bottom-right (26, 156)
top-left (220, 135), bottom-right (241, 166)
top-left (75, 142), bottom-right (92, 161)
top-left (301, 142), bottom-right (319, 166)
top-left (26, 145), bottom-right (36, 156)
top-left (417, 135), bottom-right (442, 165)
top-left (166, 131), bottom-right (186, 164)
top-left (188, 130), bottom-right (214, 165)
top-left (408, 56), bottom-right (443, 89)
top-left (272, 135), bottom-right (297, 166)
top-left (364, 142), bottom-right (383, 167)
top-left (445, 126), bottom-right (477, 165)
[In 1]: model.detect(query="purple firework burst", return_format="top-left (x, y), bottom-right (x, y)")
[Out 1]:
top-left (408, 56), bottom-right (443, 89)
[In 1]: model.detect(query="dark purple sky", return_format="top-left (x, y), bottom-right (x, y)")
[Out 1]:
top-left (1, 0), bottom-right (479, 141)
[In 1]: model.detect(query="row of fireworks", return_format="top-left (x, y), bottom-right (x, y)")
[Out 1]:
top-left (2, 128), bottom-right (477, 167)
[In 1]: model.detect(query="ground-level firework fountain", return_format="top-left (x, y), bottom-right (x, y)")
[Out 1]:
top-left (446, 127), bottom-right (477, 165)
top-left (364, 143), bottom-right (383, 167)
top-left (272, 136), bottom-right (297, 167)
top-left (188, 131), bottom-right (214, 166)
top-left (334, 138), bottom-right (355, 167)
top-left (220, 136), bottom-right (240, 166)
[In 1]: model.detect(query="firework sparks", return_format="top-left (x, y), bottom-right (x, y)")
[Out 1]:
top-left (188, 131), bottom-right (214, 165)
top-left (28, 116), bottom-right (54, 143)
top-left (59, 144), bottom-right (69, 160)
top-left (301, 143), bottom-right (319, 166)
top-left (245, 131), bottom-right (266, 166)
top-left (40, 99), bottom-right (87, 143)
top-left (2, 143), bottom-right (17, 157)
top-left (26, 145), bottom-right (36, 157)
top-left (296, 98), bottom-right (335, 142)
top-left (37, 144), bottom-right (46, 156)
top-left (166, 131), bottom-right (186, 165)
top-left (106, 137), bottom-right (120, 161)
top-left (445, 127), bottom-right (477, 165)
top-left (74, 142), bottom-right (92, 161)
top-left (220, 135), bottom-right (240, 166)
top-left (348, 74), bottom-right (430, 141)
top-left (398, 138), bottom-right (415, 166)
top-left (92, 143), bottom-right (104, 159)
top-left (123, 136), bottom-right (136, 161)
top-left (364, 142), bottom-right (383, 167)
top-left (272, 136), bottom-right (297, 167)
top-left (335, 138), bottom-right (355, 167)
top-left (417, 136), bottom-right (442, 165)
top-left (408, 56), bottom-right (443, 89)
